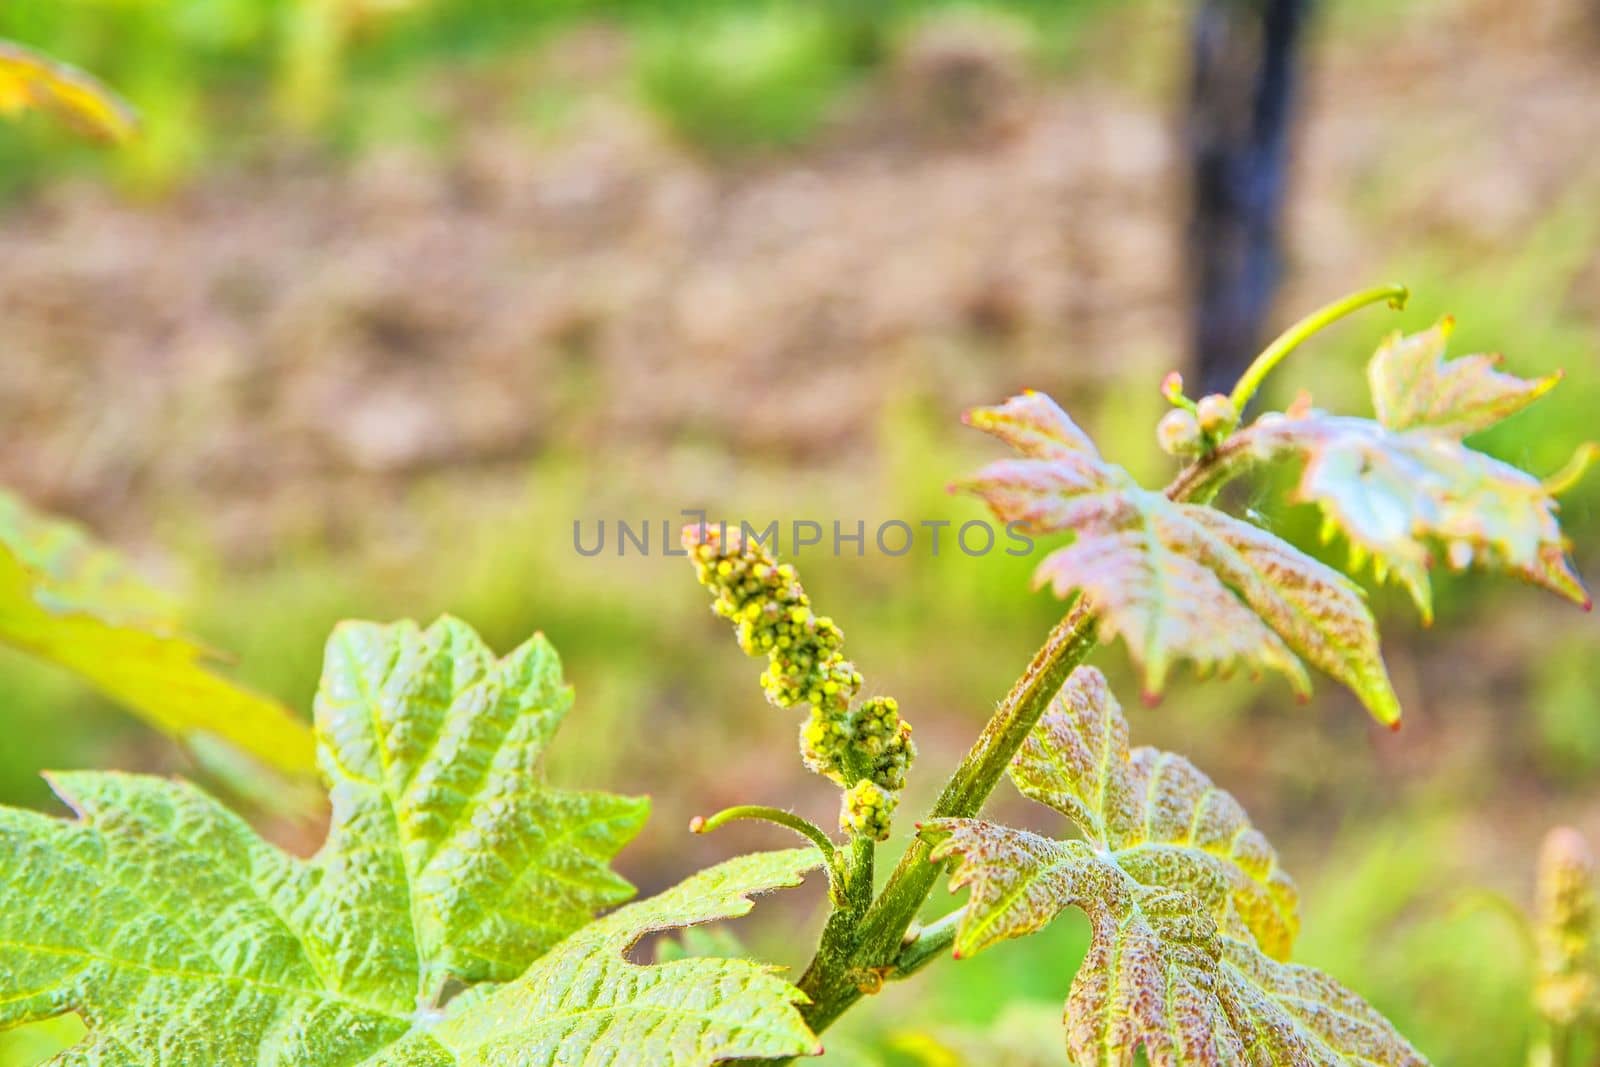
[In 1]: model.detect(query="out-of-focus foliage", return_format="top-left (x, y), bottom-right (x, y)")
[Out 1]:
top-left (0, 490), bottom-right (315, 778)
top-left (0, 0), bottom-right (1083, 191)
top-left (1535, 829), bottom-right (1598, 1024)
top-left (1533, 637), bottom-right (1600, 779)
top-left (0, 39), bottom-right (134, 142)
top-left (887, 1002), bottom-right (1065, 1066)
top-left (924, 666), bottom-right (1424, 1065)
top-left (637, 8), bottom-right (865, 153)
top-left (1528, 828), bottom-right (1600, 1066)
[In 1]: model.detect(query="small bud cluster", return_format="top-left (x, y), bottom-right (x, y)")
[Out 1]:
top-left (842, 780), bottom-right (894, 841)
top-left (1196, 393), bottom-right (1238, 436)
top-left (686, 524), bottom-right (915, 842)
top-left (849, 697), bottom-right (914, 792)
top-left (1535, 827), bottom-right (1599, 1027)
top-left (1156, 408), bottom-right (1203, 457)
top-left (1156, 373), bottom-right (1238, 459)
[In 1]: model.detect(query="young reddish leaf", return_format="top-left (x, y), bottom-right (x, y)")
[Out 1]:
top-left (1029, 515), bottom-right (1308, 702)
top-left (1241, 322), bottom-right (1588, 621)
top-left (1185, 508), bottom-right (1400, 725)
top-left (1368, 319), bottom-right (1560, 437)
top-left (962, 389), bottom-right (1100, 459)
top-left (963, 398), bottom-right (1401, 724)
top-left (1007, 666), bottom-right (1296, 956)
top-left (923, 667), bottom-right (1425, 1066)
top-left (0, 40), bottom-right (136, 143)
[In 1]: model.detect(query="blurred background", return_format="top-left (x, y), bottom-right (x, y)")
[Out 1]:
top-left (2, 0), bottom-right (1599, 1062)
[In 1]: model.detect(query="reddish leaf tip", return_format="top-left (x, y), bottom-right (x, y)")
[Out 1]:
top-left (688, 816), bottom-right (707, 834)
top-left (1140, 690), bottom-right (1162, 709)
top-left (1386, 717), bottom-right (1403, 733)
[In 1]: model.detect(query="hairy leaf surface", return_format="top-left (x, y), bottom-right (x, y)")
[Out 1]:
top-left (1367, 319), bottom-right (1558, 437)
top-left (1242, 323), bottom-right (1586, 621)
top-left (0, 618), bottom-right (821, 1067)
top-left (0, 40), bottom-right (136, 142)
top-left (413, 849), bottom-right (823, 1065)
top-left (964, 392), bottom-right (1399, 723)
top-left (924, 666), bottom-right (1425, 1066)
top-left (0, 490), bottom-right (315, 776)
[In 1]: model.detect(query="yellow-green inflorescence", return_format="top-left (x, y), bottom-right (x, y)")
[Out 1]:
top-left (685, 523), bottom-right (915, 842)
top-left (1535, 827), bottom-right (1599, 1029)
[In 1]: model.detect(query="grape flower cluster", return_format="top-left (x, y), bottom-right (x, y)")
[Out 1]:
top-left (685, 523), bottom-right (914, 841)
top-left (1535, 827), bottom-right (1599, 1028)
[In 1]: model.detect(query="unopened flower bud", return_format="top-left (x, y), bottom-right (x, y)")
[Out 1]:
top-left (1196, 393), bottom-right (1238, 436)
top-left (1160, 371), bottom-right (1187, 404)
top-left (1156, 408), bottom-right (1203, 457)
top-left (841, 780), bottom-right (895, 842)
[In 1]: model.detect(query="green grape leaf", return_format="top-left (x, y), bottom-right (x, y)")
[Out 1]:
top-left (311, 618), bottom-right (651, 987)
top-left (923, 666), bottom-right (1425, 1066)
top-left (0, 618), bottom-right (826, 1067)
top-left (0, 490), bottom-right (316, 777)
top-left (413, 849), bottom-right (823, 1065)
top-left (1241, 323), bottom-right (1587, 621)
top-left (964, 393), bottom-right (1400, 724)
top-left (0, 40), bottom-right (136, 143)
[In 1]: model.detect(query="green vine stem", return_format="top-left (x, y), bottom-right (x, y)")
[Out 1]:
top-left (890, 905), bottom-right (967, 980)
top-left (1544, 442), bottom-right (1600, 497)
top-left (780, 291), bottom-right (1412, 1043)
top-left (1228, 283), bottom-right (1409, 414)
top-left (690, 805), bottom-right (837, 861)
top-left (792, 596), bottom-right (1099, 1033)
top-left (1162, 427), bottom-right (1259, 504)
top-left (690, 805), bottom-right (848, 903)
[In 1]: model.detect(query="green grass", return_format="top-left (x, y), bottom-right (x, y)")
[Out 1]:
top-left (0, 0), bottom-right (1134, 193)
top-left (636, 7), bottom-right (867, 154)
